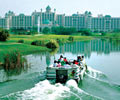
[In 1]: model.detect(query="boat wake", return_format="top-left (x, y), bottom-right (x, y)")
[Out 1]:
top-left (0, 79), bottom-right (103, 100)
top-left (86, 66), bottom-right (108, 81)
top-left (1, 67), bottom-right (120, 100)
top-left (66, 79), bottom-right (103, 100)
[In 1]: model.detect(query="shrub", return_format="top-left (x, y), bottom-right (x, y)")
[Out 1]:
top-left (101, 32), bottom-right (106, 36)
top-left (56, 38), bottom-right (63, 44)
top-left (80, 29), bottom-right (92, 36)
top-left (3, 51), bottom-right (27, 70)
top-left (18, 40), bottom-right (24, 43)
top-left (46, 40), bottom-right (59, 49)
top-left (0, 28), bottom-right (9, 41)
top-left (31, 40), bottom-right (45, 46)
top-left (68, 36), bottom-right (74, 42)
top-left (42, 27), bottom-right (50, 34)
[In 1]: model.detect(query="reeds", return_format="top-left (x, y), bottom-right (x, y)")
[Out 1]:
top-left (3, 51), bottom-right (27, 70)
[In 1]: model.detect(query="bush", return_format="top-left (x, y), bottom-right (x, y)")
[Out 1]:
top-left (31, 40), bottom-right (45, 46)
top-left (101, 32), bottom-right (106, 36)
top-left (42, 27), bottom-right (50, 34)
top-left (46, 40), bottom-right (59, 49)
top-left (68, 36), bottom-right (74, 42)
top-left (80, 29), bottom-right (92, 36)
top-left (3, 51), bottom-right (27, 70)
top-left (56, 38), bottom-right (63, 44)
top-left (0, 28), bottom-right (9, 41)
top-left (18, 40), bottom-right (24, 43)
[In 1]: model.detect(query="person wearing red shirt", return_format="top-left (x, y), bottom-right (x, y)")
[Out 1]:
top-left (63, 57), bottom-right (67, 62)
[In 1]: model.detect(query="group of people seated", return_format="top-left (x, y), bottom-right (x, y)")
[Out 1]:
top-left (53, 55), bottom-right (85, 68)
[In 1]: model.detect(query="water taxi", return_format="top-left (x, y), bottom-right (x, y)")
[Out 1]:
top-left (46, 59), bottom-right (87, 83)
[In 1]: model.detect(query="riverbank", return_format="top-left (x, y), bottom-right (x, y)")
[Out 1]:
top-left (9, 34), bottom-right (93, 44)
top-left (93, 32), bottom-right (120, 40)
top-left (0, 34), bottom-right (93, 63)
top-left (0, 43), bottom-right (50, 63)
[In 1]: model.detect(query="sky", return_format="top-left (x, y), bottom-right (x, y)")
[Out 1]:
top-left (0, 0), bottom-right (120, 17)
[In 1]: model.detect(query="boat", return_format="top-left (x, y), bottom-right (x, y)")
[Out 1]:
top-left (46, 59), bottom-right (87, 84)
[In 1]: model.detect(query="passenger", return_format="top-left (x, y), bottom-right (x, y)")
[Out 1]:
top-left (58, 55), bottom-right (63, 62)
top-left (77, 56), bottom-right (81, 62)
top-left (80, 56), bottom-right (83, 61)
top-left (72, 60), bottom-right (81, 82)
top-left (53, 60), bottom-right (57, 67)
top-left (57, 61), bottom-right (61, 67)
top-left (60, 55), bottom-right (63, 58)
top-left (82, 55), bottom-right (85, 62)
top-left (63, 57), bottom-right (68, 62)
top-left (77, 56), bottom-right (80, 65)
top-left (72, 60), bottom-right (77, 68)
top-left (81, 55), bottom-right (86, 67)
top-left (73, 60), bottom-right (79, 65)
top-left (77, 56), bottom-right (83, 66)
top-left (61, 60), bottom-right (66, 66)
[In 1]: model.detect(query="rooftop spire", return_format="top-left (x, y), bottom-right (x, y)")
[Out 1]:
top-left (46, 5), bottom-right (51, 13)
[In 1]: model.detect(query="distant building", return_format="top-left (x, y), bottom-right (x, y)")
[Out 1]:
top-left (0, 18), bottom-right (6, 29)
top-left (0, 5), bottom-right (120, 32)
top-left (56, 14), bottom-right (65, 26)
top-left (11, 14), bottom-right (32, 30)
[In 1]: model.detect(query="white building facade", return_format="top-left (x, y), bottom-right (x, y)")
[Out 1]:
top-left (0, 6), bottom-right (120, 32)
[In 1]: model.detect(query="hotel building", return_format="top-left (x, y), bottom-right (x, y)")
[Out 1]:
top-left (0, 6), bottom-right (120, 32)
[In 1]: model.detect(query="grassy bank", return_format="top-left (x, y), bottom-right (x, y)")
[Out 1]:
top-left (0, 34), bottom-right (93, 63)
top-left (9, 34), bottom-right (93, 44)
top-left (93, 32), bottom-right (120, 40)
top-left (0, 43), bottom-right (49, 62)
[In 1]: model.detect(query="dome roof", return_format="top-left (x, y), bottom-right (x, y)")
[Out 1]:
top-left (72, 14), bottom-right (78, 16)
top-left (46, 5), bottom-right (51, 12)
top-left (105, 15), bottom-right (111, 18)
top-left (85, 11), bottom-right (88, 15)
top-left (19, 14), bottom-right (25, 16)
top-left (88, 12), bottom-right (92, 15)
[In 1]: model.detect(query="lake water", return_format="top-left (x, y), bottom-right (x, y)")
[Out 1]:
top-left (0, 39), bottom-right (120, 100)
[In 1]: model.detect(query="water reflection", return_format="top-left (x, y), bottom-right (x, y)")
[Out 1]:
top-left (0, 52), bottom-right (49, 82)
top-left (58, 39), bottom-right (120, 58)
top-left (1, 39), bottom-right (120, 82)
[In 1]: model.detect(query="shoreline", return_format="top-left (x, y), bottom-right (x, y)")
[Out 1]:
top-left (0, 34), bottom-right (93, 63)
top-left (1, 34), bottom-right (120, 63)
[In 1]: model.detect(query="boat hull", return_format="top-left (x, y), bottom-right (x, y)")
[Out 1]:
top-left (46, 65), bottom-right (86, 83)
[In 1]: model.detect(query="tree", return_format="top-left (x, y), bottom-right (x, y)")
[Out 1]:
top-left (51, 26), bottom-right (76, 35)
top-left (80, 29), bottom-right (92, 36)
top-left (42, 27), bottom-right (50, 34)
top-left (0, 28), bottom-right (9, 41)
top-left (51, 27), bottom-right (58, 34)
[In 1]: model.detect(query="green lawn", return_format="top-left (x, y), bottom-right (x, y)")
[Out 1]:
top-left (93, 32), bottom-right (120, 40)
top-left (9, 34), bottom-right (93, 44)
top-left (0, 34), bottom-right (93, 63)
top-left (0, 43), bottom-right (49, 62)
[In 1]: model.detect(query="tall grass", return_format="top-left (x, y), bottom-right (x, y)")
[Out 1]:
top-left (3, 51), bottom-right (29, 76)
top-left (3, 51), bottom-right (27, 70)
top-left (0, 44), bottom-right (50, 62)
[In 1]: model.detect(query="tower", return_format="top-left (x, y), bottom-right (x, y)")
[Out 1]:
top-left (46, 5), bottom-right (51, 13)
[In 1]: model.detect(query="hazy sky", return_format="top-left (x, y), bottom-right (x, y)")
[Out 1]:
top-left (0, 0), bottom-right (120, 17)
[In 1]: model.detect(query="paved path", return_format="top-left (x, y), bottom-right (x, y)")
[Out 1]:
top-left (34, 34), bottom-right (43, 36)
